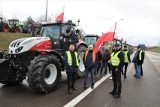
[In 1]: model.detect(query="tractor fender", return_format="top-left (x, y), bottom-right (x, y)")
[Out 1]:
top-left (77, 43), bottom-right (88, 49)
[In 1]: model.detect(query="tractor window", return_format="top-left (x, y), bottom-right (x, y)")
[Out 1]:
top-left (14, 20), bottom-right (19, 24)
top-left (9, 21), bottom-right (13, 25)
top-left (41, 25), bottom-right (60, 40)
top-left (85, 37), bottom-right (97, 45)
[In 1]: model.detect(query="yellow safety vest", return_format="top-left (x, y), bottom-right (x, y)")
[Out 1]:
top-left (111, 51), bottom-right (120, 66)
top-left (66, 51), bottom-right (79, 66)
top-left (123, 51), bottom-right (129, 63)
top-left (139, 50), bottom-right (142, 60)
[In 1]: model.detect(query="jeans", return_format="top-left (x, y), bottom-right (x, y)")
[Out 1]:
top-left (84, 67), bottom-right (95, 86)
top-left (134, 63), bottom-right (141, 77)
top-left (100, 61), bottom-right (108, 74)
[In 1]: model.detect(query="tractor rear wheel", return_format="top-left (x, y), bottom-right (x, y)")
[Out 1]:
top-left (15, 27), bottom-right (22, 33)
top-left (77, 45), bottom-right (87, 78)
top-left (27, 55), bottom-right (61, 93)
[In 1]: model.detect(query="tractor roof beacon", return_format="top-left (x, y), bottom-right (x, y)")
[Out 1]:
top-left (0, 20), bottom-right (87, 93)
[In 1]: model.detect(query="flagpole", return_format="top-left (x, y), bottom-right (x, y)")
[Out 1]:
top-left (112, 19), bottom-right (123, 51)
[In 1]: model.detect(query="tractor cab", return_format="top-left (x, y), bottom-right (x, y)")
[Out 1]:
top-left (40, 20), bottom-right (78, 55)
top-left (84, 34), bottom-right (99, 46)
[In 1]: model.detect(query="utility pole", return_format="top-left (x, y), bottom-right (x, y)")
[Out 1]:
top-left (45, 0), bottom-right (48, 22)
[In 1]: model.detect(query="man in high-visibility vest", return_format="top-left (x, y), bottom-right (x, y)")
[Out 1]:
top-left (83, 44), bottom-right (96, 89)
top-left (63, 43), bottom-right (79, 94)
top-left (123, 46), bottom-right (131, 78)
top-left (109, 44), bottom-right (124, 98)
top-left (132, 46), bottom-right (144, 78)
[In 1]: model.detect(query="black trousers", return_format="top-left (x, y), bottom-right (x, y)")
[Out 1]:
top-left (66, 72), bottom-right (77, 90)
top-left (112, 67), bottom-right (122, 94)
top-left (141, 65), bottom-right (143, 75)
top-left (123, 63), bottom-right (128, 76)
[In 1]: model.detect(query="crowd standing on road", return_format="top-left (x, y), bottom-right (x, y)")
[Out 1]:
top-left (63, 33), bottom-right (145, 100)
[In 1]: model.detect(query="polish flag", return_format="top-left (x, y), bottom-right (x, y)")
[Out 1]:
top-left (55, 7), bottom-right (64, 21)
top-left (94, 24), bottom-right (115, 53)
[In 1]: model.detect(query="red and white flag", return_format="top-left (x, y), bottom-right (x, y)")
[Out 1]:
top-left (55, 7), bottom-right (64, 21)
top-left (94, 24), bottom-right (116, 53)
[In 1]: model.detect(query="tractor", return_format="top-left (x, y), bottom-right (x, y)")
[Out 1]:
top-left (84, 34), bottom-right (99, 46)
top-left (0, 20), bottom-right (87, 93)
top-left (8, 19), bottom-right (26, 33)
top-left (0, 17), bottom-right (10, 32)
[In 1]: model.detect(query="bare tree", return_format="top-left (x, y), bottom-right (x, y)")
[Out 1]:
top-left (37, 15), bottom-right (46, 23)
top-left (0, 10), bottom-right (3, 17)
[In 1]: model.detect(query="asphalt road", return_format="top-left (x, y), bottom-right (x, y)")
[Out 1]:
top-left (0, 51), bottom-right (160, 107)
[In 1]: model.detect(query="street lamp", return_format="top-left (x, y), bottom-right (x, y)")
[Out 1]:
top-left (114, 19), bottom-right (124, 48)
top-left (45, 0), bottom-right (48, 22)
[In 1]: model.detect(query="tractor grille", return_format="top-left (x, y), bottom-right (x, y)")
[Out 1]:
top-left (11, 40), bottom-right (23, 47)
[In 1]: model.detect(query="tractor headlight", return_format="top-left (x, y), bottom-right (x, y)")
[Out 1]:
top-left (15, 46), bottom-right (23, 53)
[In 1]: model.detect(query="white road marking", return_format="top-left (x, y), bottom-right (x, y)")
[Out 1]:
top-left (146, 52), bottom-right (160, 59)
top-left (127, 63), bottom-right (133, 74)
top-left (63, 73), bottom-right (111, 107)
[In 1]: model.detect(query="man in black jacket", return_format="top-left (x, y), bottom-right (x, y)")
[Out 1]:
top-left (63, 44), bottom-right (79, 94)
top-left (123, 46), bottom-right (131, 78)
top-left (132, 46), bottom-right (144, 78)
top-left (109, 44), bottom-right (124, 98)
top-left (83, 44), bottom-right (96, 89)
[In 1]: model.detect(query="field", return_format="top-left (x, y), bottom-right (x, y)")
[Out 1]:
top-left (0, 32), bottom-right (31, 51)
top-left (148, 47), bottom-right (160, 53)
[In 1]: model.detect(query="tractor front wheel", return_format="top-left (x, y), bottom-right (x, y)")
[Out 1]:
top-left (27, 55), bottom-right (61, 93)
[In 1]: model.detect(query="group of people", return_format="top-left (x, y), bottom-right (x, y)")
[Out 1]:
top-left (62, 30), bottom-right (145, 99)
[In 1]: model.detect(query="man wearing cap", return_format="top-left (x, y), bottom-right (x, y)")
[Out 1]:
top-left (132, 46), bottom-right (144, 78)
top-left (122, 46), bottom-right (131, 78)
top-left (109, 44), bottom-right (124, 98)
top-left (83, 44), bottom-right (96, 89)
top-left (63, 44), bottom-right (79, 94)
top-left (66, 29), bottom-right (79, 50)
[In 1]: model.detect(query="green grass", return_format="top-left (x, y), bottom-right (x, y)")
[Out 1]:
top-left (148, 47), bottom-right (160, 53)
top-left (0, 32), bottom-right (31, 51)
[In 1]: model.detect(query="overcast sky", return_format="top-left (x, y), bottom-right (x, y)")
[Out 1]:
top-left (0, 0), bottom-right (160, 46)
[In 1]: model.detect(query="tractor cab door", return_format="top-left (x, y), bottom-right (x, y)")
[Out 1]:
top-left (41, 25), bottom-right (64, 54)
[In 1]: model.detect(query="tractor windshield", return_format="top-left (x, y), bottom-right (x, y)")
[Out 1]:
top-left (85, 36), bottom-right (97, 45)
top-left (9, 20), bottom-right (19, 25)
top-left (41, 25), bottom-right (60, 40)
